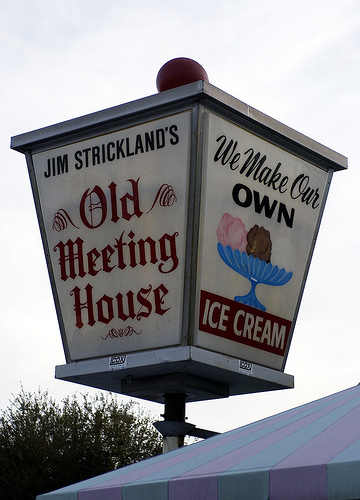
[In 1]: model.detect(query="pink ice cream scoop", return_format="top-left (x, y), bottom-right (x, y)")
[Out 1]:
top-left (217, 213), bottom-right (248, 252)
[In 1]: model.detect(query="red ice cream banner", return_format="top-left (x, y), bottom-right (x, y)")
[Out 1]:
top-left (199, 290), bottom-right (292, 356)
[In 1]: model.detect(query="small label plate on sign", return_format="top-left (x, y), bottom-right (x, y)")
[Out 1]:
top-left (109, 355), bottom-right (127, 371)
top-left (239, 359), bottom-right (253, 375)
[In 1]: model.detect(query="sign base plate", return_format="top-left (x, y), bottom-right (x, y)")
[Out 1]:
top-left (55, 346), bottom-right (294, 403)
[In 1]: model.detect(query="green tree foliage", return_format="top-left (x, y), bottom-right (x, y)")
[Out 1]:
top-left (0, 388), bottom-right (162, 499)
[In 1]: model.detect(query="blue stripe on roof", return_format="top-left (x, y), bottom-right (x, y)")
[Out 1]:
top-left (329, 436), bottom-right (360, 464)
top-left (218, 468), bottom-right (269, 500)
top-left (122, 479), bottom-right (168, 500)
top-left (327, 461), bottom-right (360, 499)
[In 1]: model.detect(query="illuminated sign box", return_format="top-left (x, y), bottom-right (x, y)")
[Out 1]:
top-left (11, 81), bottom-right (347, 402)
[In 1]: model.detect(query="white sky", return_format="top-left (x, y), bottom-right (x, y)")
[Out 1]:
top-left (2, 0), bottom-right (360, 434)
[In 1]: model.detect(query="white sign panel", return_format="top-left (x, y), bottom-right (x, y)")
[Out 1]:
top-left (196, 111), bottom-right (330, 370)
top-left (32, 112), bottom-right (192, 361)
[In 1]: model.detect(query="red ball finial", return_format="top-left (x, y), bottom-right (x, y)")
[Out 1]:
top-left (156, 58), bottom-right (209, 92)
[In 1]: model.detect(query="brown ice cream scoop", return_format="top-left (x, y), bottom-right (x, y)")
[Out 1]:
top-left (246, 225), bottom-right (272, 263)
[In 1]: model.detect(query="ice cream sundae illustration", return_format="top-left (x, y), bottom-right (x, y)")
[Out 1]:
top-left (217, 213), bottom-right (292, 311)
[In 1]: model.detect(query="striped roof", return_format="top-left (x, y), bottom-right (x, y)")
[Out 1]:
top-left (38, 384), bottom-right (360, 500)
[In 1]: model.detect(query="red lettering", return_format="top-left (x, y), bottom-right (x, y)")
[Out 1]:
top-left (96, 295), bottom-right (114, 324)
top-left (54, 230), bottom-right (179, 280)
top-left (116, 291), bottom-right (136, 321)
top-left (120, 178), bottom-right (143, 221)
top-left (54, 237), bottom-right (86, 281)
top-left (71, 283), bottom-right (171, 329)
top-left (70, 284), bottom-right (95, 328)
top-left (136, 285), bottom-right (153, 320)
top-left (79, 185), bottom-right (107, 229)
top-left (79, 178), bottom-right (143, 230)
top-left (154, 284), bottom-right (170, 315)
top-left (87, 248), bottom-right (101, 276)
